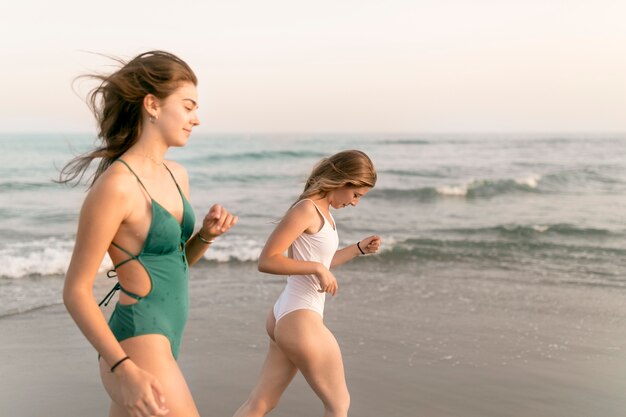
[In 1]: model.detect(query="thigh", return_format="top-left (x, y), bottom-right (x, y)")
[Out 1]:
top-left (274, 311), bottom-right (349, 405)
top-left (100, 334), bottom-right (200, 417)
top-left (247, 339), bottom-right (298, 405)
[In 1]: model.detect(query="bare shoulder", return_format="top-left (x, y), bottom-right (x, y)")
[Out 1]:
top-left (85, 162), bottom-right (138, 211)
top-left (288, 199), bottom-right (318, 217)
top-left (263, 199), bottom-right (320, 251)
top-left (283, 199), bottom-right (321, 231)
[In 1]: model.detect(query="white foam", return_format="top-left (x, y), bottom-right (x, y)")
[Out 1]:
top-left (1, 238), bottom-right (112, 279)
top-left (0, 236), bottom-right (265, 279)
top-left (436, 184), bottom-right (468, 196)
top-left (0, 233), bottom-right (403, 278)
top-left (515, 174), bottom-right (541, 188)
top-left (436, 174), bottom-right (542, 198)
top-left (202, 236), bottom-right (264, 262)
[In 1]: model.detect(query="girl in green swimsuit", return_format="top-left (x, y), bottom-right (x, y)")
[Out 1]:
top-left (61, 51), bottom-right (238, 417)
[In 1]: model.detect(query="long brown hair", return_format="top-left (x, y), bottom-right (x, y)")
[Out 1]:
top-left (296, 150), bottom-right (377, 202)
top-left (58, 50), bottom-right (197, 186)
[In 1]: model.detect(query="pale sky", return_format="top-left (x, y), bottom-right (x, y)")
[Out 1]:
top-left (1, 0), bottom-right (625, 133)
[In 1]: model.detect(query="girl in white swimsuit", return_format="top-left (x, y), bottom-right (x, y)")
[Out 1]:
top-left (232, 150), bottom-right (381, 417)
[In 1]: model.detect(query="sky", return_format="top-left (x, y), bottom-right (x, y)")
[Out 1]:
top-left (1, 0), bottom-right (625, 134)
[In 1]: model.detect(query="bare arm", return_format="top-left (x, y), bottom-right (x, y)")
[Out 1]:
top-left (258, 201), bottom-right (323, 276)
top-left (63, 173), bottom-right (133, 366)
top-left (63, 172), bottom-right (169, 416)
top-left (330, 235), bottom-right (382, 268)
top-left (186, 204), bottom-right (238, 266)
top-left (259, 200), bottom-right (338, 295)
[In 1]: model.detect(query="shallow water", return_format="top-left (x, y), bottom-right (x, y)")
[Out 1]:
top-left (1, 133), bottom-right (625, 319)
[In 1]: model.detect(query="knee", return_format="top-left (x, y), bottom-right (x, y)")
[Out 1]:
top-left (341, 391), bottom-right (351, 413)
top-left (325, 390), bottom-right (350, 415)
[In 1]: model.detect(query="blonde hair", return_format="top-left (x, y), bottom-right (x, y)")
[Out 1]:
top-left (297, 150), bottom-right (377, 202)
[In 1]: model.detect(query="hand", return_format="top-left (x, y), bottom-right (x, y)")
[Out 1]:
top-left (199, 204), bottom-right (238, 240)
top-left (315, 264), bottom-right (338, 296)
top-left (358, 235), bottom-right (382, 255)
top-left (115, 360), bottom-right (169, 417)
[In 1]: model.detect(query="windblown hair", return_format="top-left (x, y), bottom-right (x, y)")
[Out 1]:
top-left (58, 50), bottom-right (197, 186)
top-left (296, 150), bottom-right (377, 202)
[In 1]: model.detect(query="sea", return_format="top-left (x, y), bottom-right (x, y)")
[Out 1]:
top-left (1, 132), bottom-right (625, 318)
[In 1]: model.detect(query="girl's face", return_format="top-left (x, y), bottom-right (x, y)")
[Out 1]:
top-left (329, 186), bottom-right (371, 209)
top-left (155, 81), bottom-right (200, 147)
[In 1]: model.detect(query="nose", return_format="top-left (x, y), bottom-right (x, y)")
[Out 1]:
top-left (191, 110), bottom-right (200, 126)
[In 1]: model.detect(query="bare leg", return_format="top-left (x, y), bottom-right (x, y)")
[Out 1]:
top-left (232, 339), bottom-right (298, 417)
top-left (233, 311), bottom-right (298, 417)
top-left (274, 310), bottom-right (350, 417)
top-left (99, 334), bottom-right (200, 417)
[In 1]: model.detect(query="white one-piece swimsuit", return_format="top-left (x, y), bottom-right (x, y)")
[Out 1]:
top-left (273, 199), bottom-right (339, 322)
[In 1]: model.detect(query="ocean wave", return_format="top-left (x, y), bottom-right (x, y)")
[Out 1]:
top-left (444, 224), bottom-right (616, 239)
top-left (3, 232), bottom-right (623, 280)
top-left (380, 138), bottom-right (431, 145)
top-left (186, 150), bottom-right (326, 165)
top-left (0, 238), bottom-right (113, 279)
top-left (374, 237), bottom-right (626, 267)
top-left (540, 169), bottom-right (626, 189)
top-left (368, 187), bottom-right (439, 200)
top-left (381, 169), bottom-right (450, 179)
top-left (374, 169), bottom-right (625, 201)
top-left (201, 236), bottom-right (264, 263)
top-left (370, 175), bottom-right (542, 201)
top-left (0, 181), bottom-right (59, 191)
top-left (437, 175), bottom-right (541, 197)
top-left (194, 173), bottom-right (298, 184)
top-left (0, 235), bottom-right (264, 279)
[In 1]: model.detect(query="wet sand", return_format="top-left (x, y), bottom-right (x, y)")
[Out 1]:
top-left (2, 261), bottom-right (626, 417)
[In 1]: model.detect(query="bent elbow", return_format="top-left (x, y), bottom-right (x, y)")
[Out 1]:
top-left (62, 287), bottom-right (74, 312)
top-left (62, 281), bottom-right (84, 313)
top-left (258, 253), bottom-right (277, 273)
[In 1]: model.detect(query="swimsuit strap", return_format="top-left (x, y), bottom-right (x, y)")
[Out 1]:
top-left (162, 162), bottom-right (184, 196)
top-left (108, 158), bottom-right (151, 270)
top-left (115, 158), bottom-right (153, 200)
top-left (101, 240), bottom-right (144, 307)
top-left (98, 159), bottom-right (153, 307)
top-left (98, 282), bottom-right (142, 307)
top-left (110, 241), bottom-right (139, 269)
top-left (99, 283), bottom-right (121, 307)
top-left (298, 198), bottom-right (335, 230)
top-left (299, 198), bottom-right (323, 213)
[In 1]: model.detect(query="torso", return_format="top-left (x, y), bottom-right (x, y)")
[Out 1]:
top-left (273, 199), bottom-right (339, 322)
top-left (103, 158), bottom-right (196, 359)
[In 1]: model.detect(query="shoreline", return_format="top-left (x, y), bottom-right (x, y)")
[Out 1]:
top-left (2, 262), bottom-right (626, 417)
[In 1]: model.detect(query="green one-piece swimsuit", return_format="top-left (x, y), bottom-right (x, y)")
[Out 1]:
top-left (99, 159), bottom-right (195, 359)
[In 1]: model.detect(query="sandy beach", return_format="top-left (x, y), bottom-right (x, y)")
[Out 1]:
top-left (2, 260), bottom-right (626, 417)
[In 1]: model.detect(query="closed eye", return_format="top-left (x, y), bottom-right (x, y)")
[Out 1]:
top-left (183, 98), bottom-right (198, 110)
